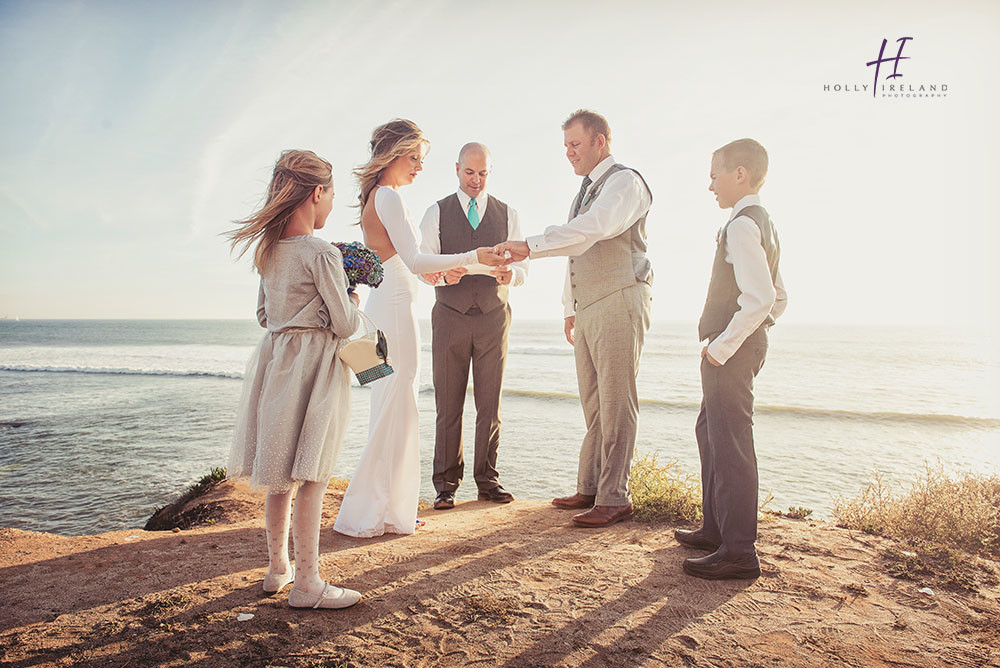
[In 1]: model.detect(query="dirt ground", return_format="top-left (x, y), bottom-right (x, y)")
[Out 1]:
top-left (2, 480), bottom-right (998, 667)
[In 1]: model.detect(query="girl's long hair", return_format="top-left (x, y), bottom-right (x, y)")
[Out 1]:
top-left (226, 150), bottom-right (332, 274)
top-left (353, 119), bottom-right (428, 215)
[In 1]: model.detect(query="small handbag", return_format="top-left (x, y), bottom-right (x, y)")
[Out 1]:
top-left (338, 311), bottom-right (394, 385)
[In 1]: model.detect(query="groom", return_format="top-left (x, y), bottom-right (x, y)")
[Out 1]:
top-left (419, 142), bottom-right (528, 510)
top-left (497, 109), bottom-right (652, 528)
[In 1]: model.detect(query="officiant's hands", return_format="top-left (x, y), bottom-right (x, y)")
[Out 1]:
top-left (444, 267), bottom-right (468, 285)
top-left (491, 266), bottom-right (513, 285)
top-left (493, 240), bottom-right (529, 262)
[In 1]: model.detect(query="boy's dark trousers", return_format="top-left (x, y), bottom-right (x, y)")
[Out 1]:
top-left (696, 325), bottom-right (769, 558)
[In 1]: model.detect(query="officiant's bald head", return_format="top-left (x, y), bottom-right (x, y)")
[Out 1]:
top-left (456, 142), bottom-right (492, 198)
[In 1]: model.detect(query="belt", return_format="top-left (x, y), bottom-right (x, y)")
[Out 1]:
top-left (274, 327), bottom-right (327, 335)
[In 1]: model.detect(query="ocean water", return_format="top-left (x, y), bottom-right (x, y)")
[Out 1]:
top-left (1, 319), bottom-right (998, 536)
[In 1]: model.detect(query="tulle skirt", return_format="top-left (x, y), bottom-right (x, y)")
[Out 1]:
top-left (228, 328), bottom-right (351, 492)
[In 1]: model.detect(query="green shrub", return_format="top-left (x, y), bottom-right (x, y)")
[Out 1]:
top-left (192, 466), bottom-right (227, 493)
top-left (629, 453), bottom-right (702, 523)
top-left (784, 506), bottom-right (814, 520)
top-left (145, 466), bottom-right (228, 531)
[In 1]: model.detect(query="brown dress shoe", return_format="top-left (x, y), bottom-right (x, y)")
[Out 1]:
top-left (572, 504), bottom-right (634, 527)
top-left (552, 493), bottom-right (595, 509)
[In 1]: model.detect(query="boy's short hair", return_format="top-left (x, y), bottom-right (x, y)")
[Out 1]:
top-left (562, 109), bottom-right (611, 144)
top-left (714, 138), bottom-right (768, 190)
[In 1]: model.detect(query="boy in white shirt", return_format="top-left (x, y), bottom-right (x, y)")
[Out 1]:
top-left (677, 138), bottom-right (787, 580)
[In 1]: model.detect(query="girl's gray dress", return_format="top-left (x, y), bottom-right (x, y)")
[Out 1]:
top-left (228, 236), bottom-right (360, 491)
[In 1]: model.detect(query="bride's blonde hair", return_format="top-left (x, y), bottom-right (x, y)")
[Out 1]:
top-left (354, 119), bottom-right (428, 214)
top-left (226, 150), bottom-right (332, 273)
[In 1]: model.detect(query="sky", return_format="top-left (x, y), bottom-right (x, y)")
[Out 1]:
top-left (1, 0), bottom-right (998, 331)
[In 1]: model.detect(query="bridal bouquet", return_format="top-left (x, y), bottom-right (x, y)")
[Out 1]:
top-left (334, 241), bottom-right (384, 292)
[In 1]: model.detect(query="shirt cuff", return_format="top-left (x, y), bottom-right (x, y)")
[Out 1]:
top-left (706, 337), bottom-right (736, 365)
top-left (527, 234), bottom-right (559, 259)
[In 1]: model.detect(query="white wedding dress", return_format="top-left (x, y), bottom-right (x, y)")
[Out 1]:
top-left (334, 186), bottom-right (477, 537)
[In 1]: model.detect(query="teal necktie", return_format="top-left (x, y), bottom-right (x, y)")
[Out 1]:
top-left (468, 198), bottom-right (480, 230)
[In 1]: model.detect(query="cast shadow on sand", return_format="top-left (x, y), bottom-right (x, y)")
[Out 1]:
top-left (1, 501), bottom-right (742, 667)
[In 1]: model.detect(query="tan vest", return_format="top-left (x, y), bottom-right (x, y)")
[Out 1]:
top-left (568, 163), bottom-right (653, 312)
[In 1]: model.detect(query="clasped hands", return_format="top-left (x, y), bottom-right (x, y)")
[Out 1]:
top-left (420, 244), bottom-right (525, 286)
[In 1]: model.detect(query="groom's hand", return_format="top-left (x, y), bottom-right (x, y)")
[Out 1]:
top-left (701, 345), bottom-right (722, 367)
top-left (494, 241), bottom-right (529, 262)
top-left (564, 315), bottom-right (575, 345)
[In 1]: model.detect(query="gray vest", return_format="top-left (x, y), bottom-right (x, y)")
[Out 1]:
top-left (568, 163), bottom-right (653, 312)
top-left (435, 193), bottom-right (509, 314)
top-left (697, 205), bottom-right (781, 341)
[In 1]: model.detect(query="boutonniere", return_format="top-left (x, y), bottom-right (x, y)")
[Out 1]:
top-left (583, 186), bottom-right (599, 207)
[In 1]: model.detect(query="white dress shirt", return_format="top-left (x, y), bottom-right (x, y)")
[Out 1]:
top-left (705, 193), bottom-right (788, 365)
top-left (419, 189), bottom-right (528, 287)
top-left (524, 156), bottom-right (652, 317)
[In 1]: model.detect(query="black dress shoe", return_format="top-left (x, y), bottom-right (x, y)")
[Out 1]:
top-left (674, 527), bottom-right (721, 551)
top-left (433, 492), bottom-right (455, 510)
top-left (478, 486), bottom-right (514, 504)
top-left (682, 550), bottom-right (761, 580)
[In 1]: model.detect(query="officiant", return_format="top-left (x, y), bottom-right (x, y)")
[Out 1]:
top-left (418, 142), bottom-right (529, 510)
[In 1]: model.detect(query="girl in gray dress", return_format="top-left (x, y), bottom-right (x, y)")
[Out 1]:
top-left (226, 150), bottom-right (362, 610)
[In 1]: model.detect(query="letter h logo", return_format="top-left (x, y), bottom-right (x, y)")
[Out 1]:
top-left (866, 37), bottom-right (913, 98)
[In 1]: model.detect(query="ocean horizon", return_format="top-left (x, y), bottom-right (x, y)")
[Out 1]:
top-left (1, 318), bottom-right (997, 536)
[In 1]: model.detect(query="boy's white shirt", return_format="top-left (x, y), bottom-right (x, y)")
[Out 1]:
top-left (706, 194), bottom-right (788, 364)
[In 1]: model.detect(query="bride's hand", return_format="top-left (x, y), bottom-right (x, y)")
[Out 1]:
top-left (421, 272), bottom-right (443, 285)
top-left (476, 247), bottom-right (507, 266)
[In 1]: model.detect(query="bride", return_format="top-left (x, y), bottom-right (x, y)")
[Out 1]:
top-left (334, 119), bottom-right (505, 537)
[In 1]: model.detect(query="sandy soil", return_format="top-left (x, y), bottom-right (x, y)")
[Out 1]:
top-left (1, 480), bottom-right (998, 667)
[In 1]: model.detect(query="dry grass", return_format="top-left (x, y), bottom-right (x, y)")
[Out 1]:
top-left (629, 452), bottom-right (702, 523)
top-left (834, 462), bottom-right (1000, 593)
top-left (879, 543), bottom-right (999, 592)
top-left (327, 477), bottom-right (350, 492)
top-left (833, 462), bottom-right (1000, 556)
top-left (459, 593), bottom-right (522, 627)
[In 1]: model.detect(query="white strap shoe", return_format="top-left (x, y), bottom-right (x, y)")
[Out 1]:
top-left (262, 565), bottom-right (294, 594)
top-left (289, 583), bottom-right (361, 609)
